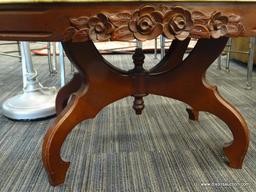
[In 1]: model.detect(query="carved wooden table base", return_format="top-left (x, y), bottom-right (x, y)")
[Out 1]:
top-left (42, 37), bottom-right (249, 186)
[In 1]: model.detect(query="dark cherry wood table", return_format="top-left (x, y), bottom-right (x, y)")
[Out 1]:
top-left (0, 0), bottom-right (255, 186)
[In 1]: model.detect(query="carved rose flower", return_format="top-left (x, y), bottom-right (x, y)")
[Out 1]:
top-left (65, 13), bottom-right (115, 42)
top-left (163, 7), bottom-right (193, 40)
top-left (208, 12), bottom-right (229, 38)
top-left (129, 6), bottom-right (163, 41)
top-left (88, 13), bottom-right (115, 41)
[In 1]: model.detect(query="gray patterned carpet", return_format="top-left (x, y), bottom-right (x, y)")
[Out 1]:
top-left (0, 42), bottom-right (256, 191)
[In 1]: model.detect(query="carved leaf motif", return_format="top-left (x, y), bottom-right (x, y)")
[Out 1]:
top-left (226, 14), bottom-right (244, 36)
top-left (227, 23), bottom-right (244, 36)
top-left (63, 26), bottom-right (76, 41)
top-left (229, 14), bottom-right (241, 23)
top-left (190, 24), bottom-right (210, 39)
top-left (111, 25), bottom-right (134, 41)
top-left (192, 11), bottom-right (208, 20)
top-left (70, 16), bottom-right (89, 29)
top-left (192, 11), bottom-right (209, 25)
top-left (109, 12), bottom-right (131, 27)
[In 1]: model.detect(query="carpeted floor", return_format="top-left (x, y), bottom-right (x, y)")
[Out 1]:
top-left (0, 42), bottom-right (256, 191)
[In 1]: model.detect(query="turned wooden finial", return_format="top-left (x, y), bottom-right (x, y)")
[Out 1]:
top-left (133, 95), bottom-right (145, 115)
top-left (131, 48), bottom-right (146, 115)
top-left (132, 48), bottom-right (145, 72)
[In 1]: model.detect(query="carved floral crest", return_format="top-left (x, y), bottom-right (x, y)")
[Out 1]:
top-left (64, 5), bottom-right (244, 42)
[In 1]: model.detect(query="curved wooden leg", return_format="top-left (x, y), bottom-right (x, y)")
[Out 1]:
top-left (199, 80), bottom-right (249, 168)
top-left (43, 88), bottom-right (87, 186)
top-left (55, 73), bottom-right (82, 115)
top-left (186, 107), bottom-right (199, 121)
top-left (148, 37), bottom-right (249, 168)
top-left (43, 41), bottom-right (132, 186)
top-left (185, 81), bottom-right (249, 168)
